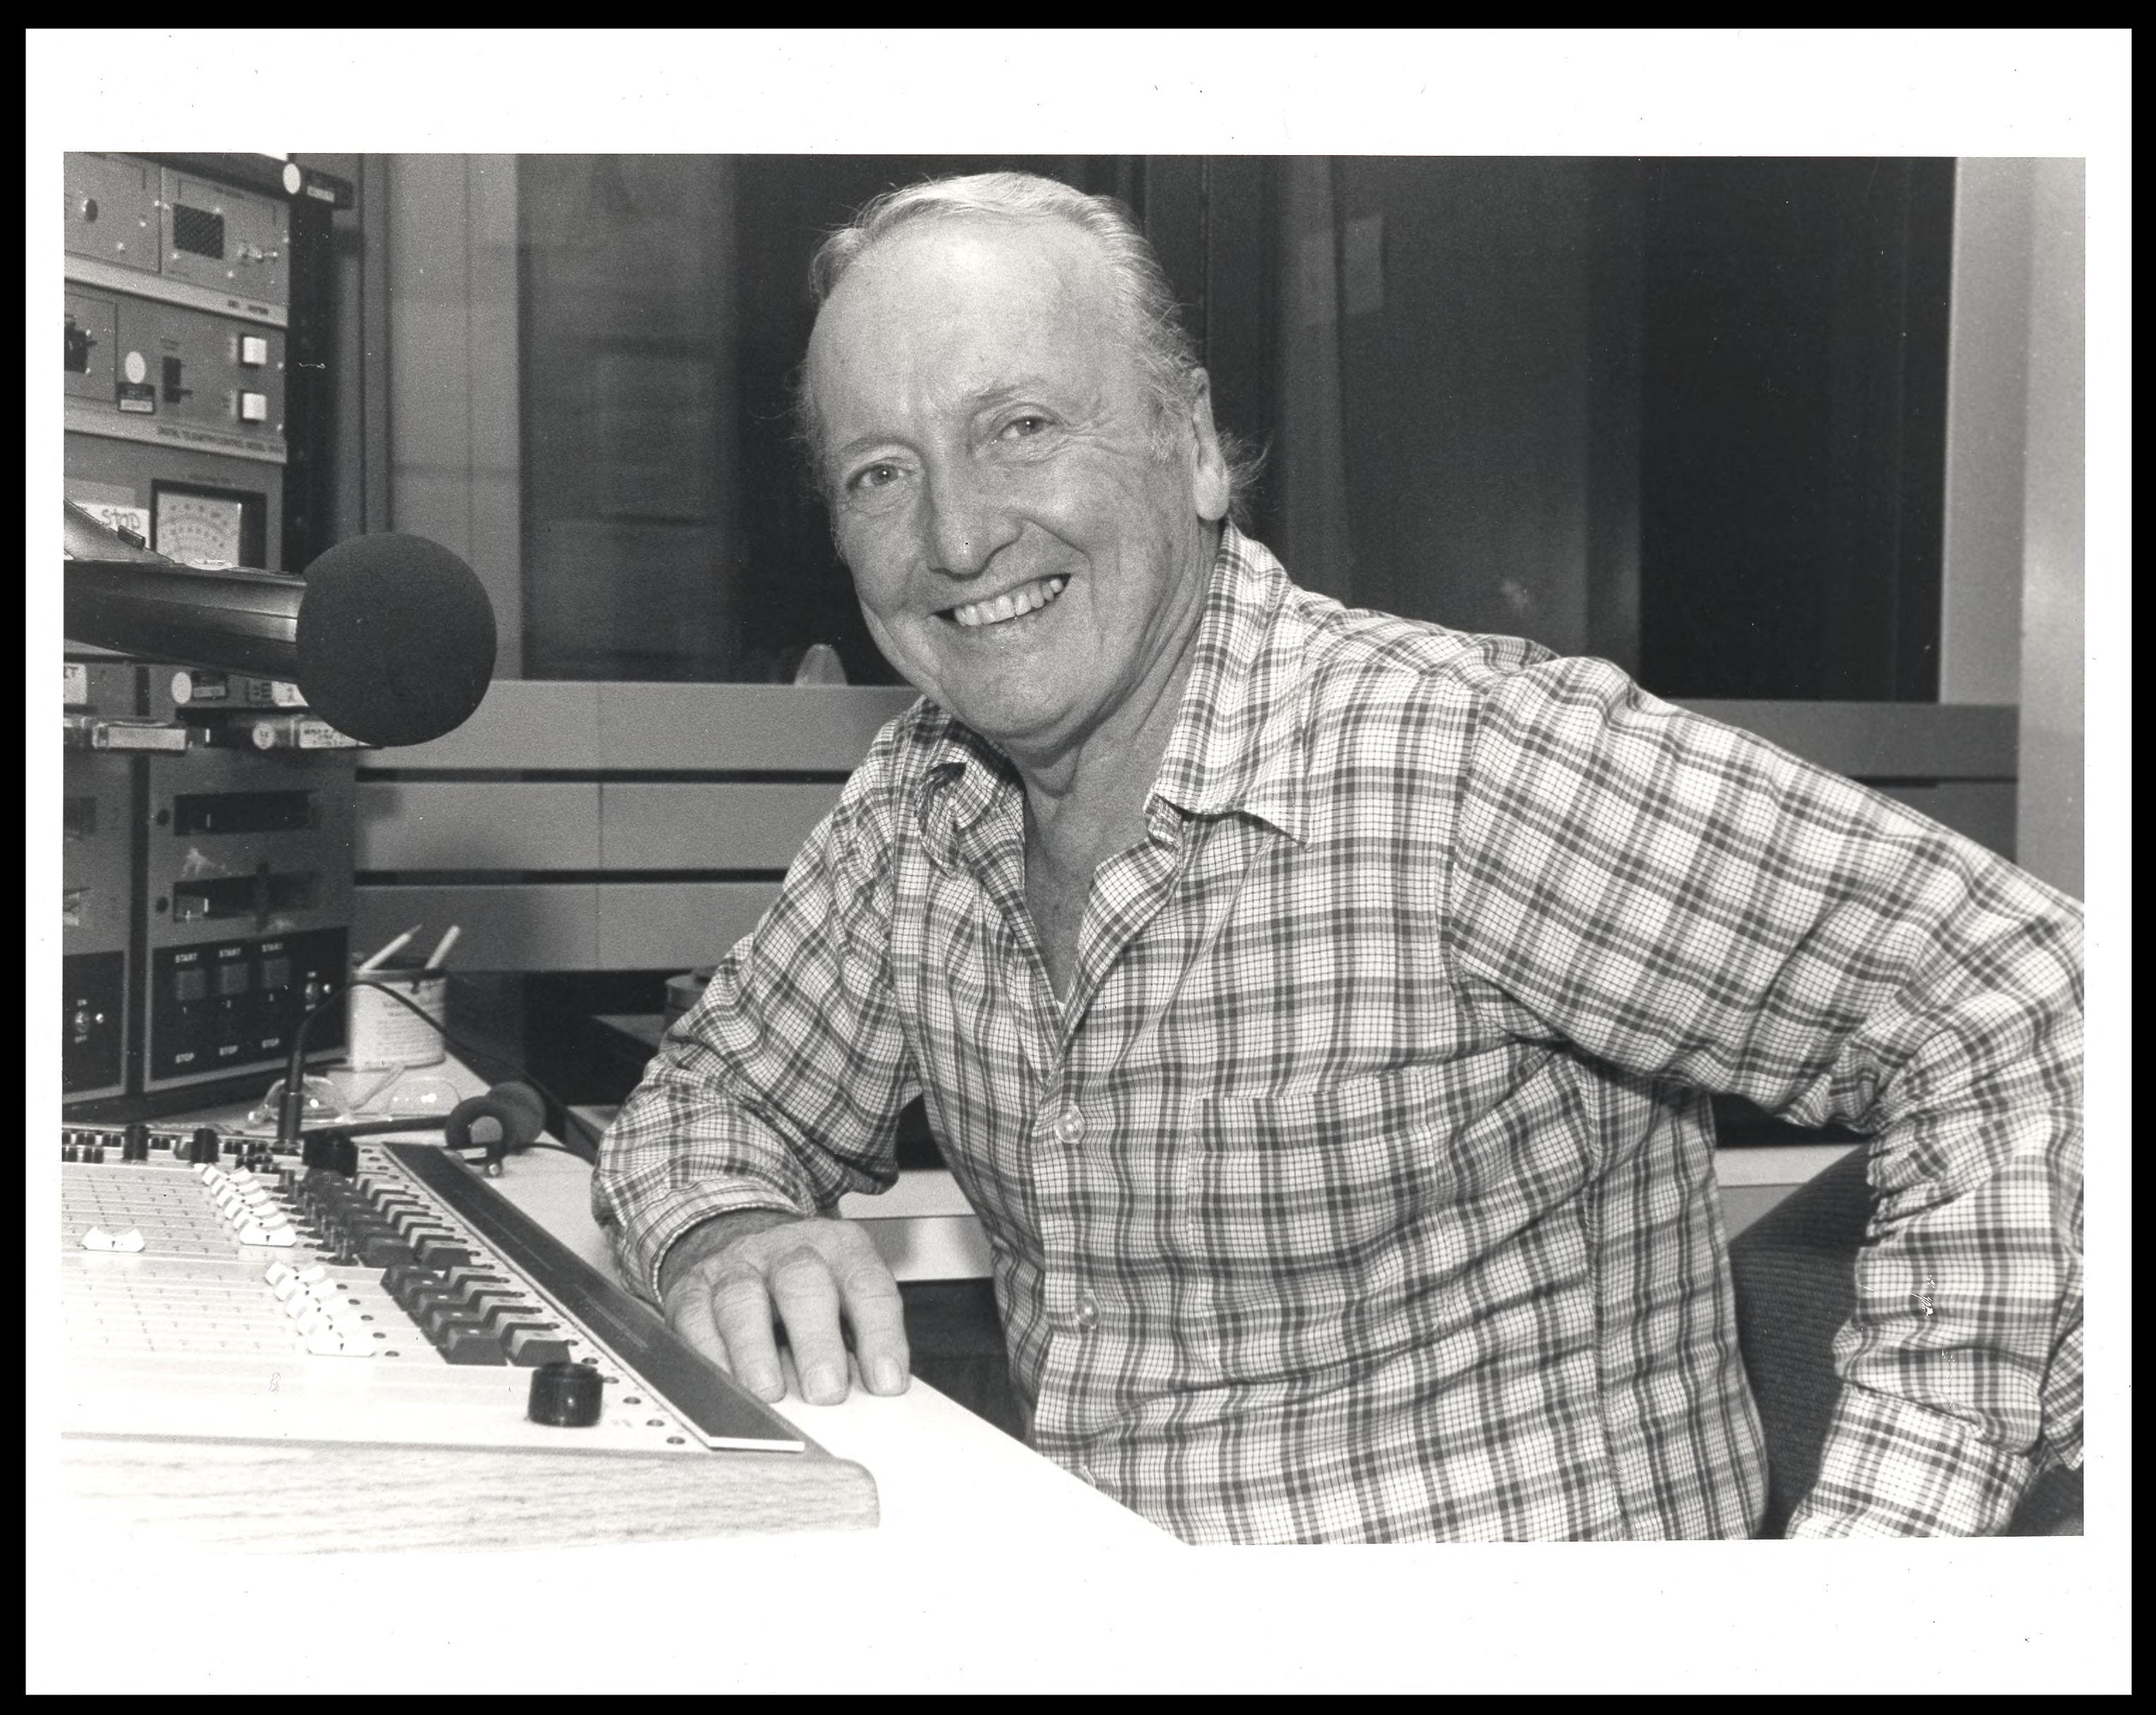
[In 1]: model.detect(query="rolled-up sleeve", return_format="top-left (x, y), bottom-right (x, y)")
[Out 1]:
top-left (592, 743), bottom-right (919, 1302)
top-left (1444, 658), bottom-right (2083, 1536)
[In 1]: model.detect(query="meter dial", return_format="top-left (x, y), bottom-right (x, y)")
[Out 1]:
top-left (153, 490), bottom-right (248, 568)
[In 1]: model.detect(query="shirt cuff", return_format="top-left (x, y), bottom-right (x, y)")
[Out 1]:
top-left (615, 1181), bottom-right (811, 1304)
top-left (1785, 1384), bottom-right (2035, 1537)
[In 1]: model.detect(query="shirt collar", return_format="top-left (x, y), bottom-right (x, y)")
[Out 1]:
top-left (910, 522), bottom-right (1311, 847)
top-left (1146, 522), bottom-right (1309, 842)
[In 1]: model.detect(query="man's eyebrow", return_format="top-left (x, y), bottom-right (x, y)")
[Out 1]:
top-left (829, 434), bottom-right (902, 468)
top-left (964, 379), bottom-right (1062, 410)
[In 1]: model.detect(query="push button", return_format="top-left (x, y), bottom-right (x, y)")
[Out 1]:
top-left (505, 1327), bottom-right (574, 1368)
top-left (436, 1325), bottom-right (508, 1366)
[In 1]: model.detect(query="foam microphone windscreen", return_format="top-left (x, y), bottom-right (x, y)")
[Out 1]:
top-left (295, 534), bottom-right (497, 748)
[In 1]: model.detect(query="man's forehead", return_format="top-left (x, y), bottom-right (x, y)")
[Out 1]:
top-left (809, 217), bottom-right (1138, 428)
top-left (814, 217), bottom-right (1116, 356)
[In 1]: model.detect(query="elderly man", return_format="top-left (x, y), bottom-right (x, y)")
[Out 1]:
top-left (594, 172), bottom-right (2083, 1542)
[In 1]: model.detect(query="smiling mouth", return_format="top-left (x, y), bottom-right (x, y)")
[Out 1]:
top-left (945, 576), bottom-right (1068, 629)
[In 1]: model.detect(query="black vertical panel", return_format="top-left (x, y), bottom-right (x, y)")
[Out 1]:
top-left (520, 156), bottom-right (740, 682)
top-left (1641, 159), bottom-right (1830, 698)
top-left (288, 153), bottom-right (379, 553)
top-left (1638, 159), bottom-right (1953, 701)
top-left (1585, 159), bottom-right (1646, 674)
top-left (1201, 157), bottom-right (1276, 539)
top-left (1141, 158), bottom-right (1209, 357)
top-left (1814, 158), bottom-right (1956, 700)
top-left (357, 155), bottom-right (396, 539)
top-left (281, 188), bottom-right (336, 572)
top-left (1896, 160), bottom-right (1955, 701)
top-left (1130, 157), bottom-right (1280, 541)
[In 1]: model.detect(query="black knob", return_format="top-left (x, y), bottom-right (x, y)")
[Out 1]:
top-left (527, 1361), bottom-right (604, 1428)
top-left (189, 1127), bottom-right (221, 1165)
top-left (123, 1123), bottom-right (151, 1162)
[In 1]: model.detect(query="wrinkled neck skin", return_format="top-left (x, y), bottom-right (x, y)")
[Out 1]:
top-left (1006, 520), bottom-right (1216, 867)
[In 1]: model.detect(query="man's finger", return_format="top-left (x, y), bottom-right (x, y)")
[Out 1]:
top-left (836, 1253), bottom-right (910, 1396)
top-left (666, 1274), bottom-right (731, 1373)
top-left (766, 1242), bottom-right (850, 1404)
top-left (708, 1264), bottom-right (787, 1401)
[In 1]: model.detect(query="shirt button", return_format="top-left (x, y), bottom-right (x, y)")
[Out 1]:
top-left (1051, 1107), bottom-right (1086, 1145)
top-left (1077, 1462), bottom-right (1098, 1487)
top-left (1074, 1292), bottom-right (1099, 1331)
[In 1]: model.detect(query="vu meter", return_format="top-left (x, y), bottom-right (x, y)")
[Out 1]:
top-left (153, 486), bottom-right (251, 568)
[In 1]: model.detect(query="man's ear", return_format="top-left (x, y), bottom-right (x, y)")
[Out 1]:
top-left (1184, 368), bottom-right (1232, 524)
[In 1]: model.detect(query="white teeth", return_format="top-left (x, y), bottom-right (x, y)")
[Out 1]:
top-left (951, 576), bottom-right (1067, 629)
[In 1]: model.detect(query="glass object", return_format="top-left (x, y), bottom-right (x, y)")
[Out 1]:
top-left (374, 1071), bottom-right (463, 1124)
top-left (245, 1073), bottom-right (348, 1133)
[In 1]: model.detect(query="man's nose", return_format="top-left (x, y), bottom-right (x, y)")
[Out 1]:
top-left (921, 464), bottom-right (1019, 579)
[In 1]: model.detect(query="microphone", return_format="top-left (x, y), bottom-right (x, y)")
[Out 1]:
top-left (62, 500), bottom-right (496, 749)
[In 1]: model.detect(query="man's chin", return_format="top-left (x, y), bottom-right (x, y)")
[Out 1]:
top-left (933, 681), bottom-right (1082, 759)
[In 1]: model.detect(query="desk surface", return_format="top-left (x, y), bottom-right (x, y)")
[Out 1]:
top-left (486, 1145), bottom-right (1164, 1550)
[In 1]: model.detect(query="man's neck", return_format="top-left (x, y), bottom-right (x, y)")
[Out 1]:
top-left (1016, 668), bottom-right (1187, 1003)
top-left (1014, 579), bottom-right (1205, 868)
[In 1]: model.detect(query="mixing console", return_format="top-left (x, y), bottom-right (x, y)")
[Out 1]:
top-left (56, 1127), bottom-right (880, 1547)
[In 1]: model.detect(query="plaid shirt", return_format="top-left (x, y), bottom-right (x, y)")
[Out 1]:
top-left (595, 525), bottom-right (2083, 1542)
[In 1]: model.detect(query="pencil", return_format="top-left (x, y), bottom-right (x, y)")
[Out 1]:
top-left (356, 925), bottom-right (421, 973)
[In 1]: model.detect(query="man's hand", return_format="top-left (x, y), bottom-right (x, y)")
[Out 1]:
top-left (658, 1208), bottom-right (909, 1406)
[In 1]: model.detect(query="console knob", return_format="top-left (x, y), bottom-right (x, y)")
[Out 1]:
top-left (527, 1361), bottom-right (604, 1428)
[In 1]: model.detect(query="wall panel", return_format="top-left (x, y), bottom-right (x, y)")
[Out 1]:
top-left (600, 784), bottom-right (843, 872)
top-left (357, 782), bottom-right (600, 871)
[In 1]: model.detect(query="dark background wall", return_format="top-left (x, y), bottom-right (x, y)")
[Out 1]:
top-left (1326, 158), bottom-right (1638, 665)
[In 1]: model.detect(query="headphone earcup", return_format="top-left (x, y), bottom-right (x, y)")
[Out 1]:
top-left (489, 1081), bottom-right (547, 1143)
top-left (443, 1082), bottom-right (547, 1157)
